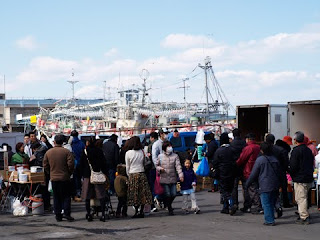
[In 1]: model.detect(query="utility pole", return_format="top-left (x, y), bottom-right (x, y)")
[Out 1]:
top-left (198, 56), bottom-right (211, 122)
top-left (67, 69), bottom-right (79, 100)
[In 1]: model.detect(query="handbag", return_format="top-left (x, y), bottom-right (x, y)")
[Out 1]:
top-left (84, 149), bottom-right (107, 184)
top-left (196, 157), bottom-right (210, 177)
top-left (142, 150), bottom-right (153, 172)
top-left (154, 155), bottom-right (164, 195)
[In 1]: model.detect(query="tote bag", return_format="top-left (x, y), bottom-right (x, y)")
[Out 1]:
top-left (154, 172), bottom-right (164, 195)
top-left (196, 157), bottom-right (210, 177)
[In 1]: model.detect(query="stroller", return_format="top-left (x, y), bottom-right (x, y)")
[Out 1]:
top-left (90, 182), bottom-right (115, 219)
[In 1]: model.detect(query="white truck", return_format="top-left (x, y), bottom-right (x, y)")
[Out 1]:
top-left (288, 100), bottom-right (320, 144)
top-left (236, 104), bottom-right (288, 142)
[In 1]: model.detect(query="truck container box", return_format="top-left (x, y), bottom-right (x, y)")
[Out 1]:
top-left (236, 104), bottom-right (287, 142)
top-left (288, 100), bottom-right (320, 144)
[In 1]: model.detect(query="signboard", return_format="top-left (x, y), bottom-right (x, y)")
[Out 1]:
top-left (30, 115), bottom-right (37, 124)
top-left (16, 114), bottom-right (23, 121)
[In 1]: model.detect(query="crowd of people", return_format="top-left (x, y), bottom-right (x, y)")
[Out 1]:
top-left (4, 128), bottom-right (320, 226)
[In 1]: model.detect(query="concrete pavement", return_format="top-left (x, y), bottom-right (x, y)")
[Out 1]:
top-left (0, 190), bottom-right (319, 240)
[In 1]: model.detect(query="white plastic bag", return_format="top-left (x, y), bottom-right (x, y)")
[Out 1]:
top-left (48, 180), bottom-right (53, 192)
top-left (195, 129), bottom-right (205, 144)
top-left (12, 199), bottom-right (28, 216)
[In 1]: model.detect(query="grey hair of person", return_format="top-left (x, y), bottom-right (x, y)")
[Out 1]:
top-left (294, 131), bottom-right (304, 143)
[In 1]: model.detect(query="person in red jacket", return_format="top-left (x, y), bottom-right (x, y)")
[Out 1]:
top-left (236, 133), bottom-right (262, 213)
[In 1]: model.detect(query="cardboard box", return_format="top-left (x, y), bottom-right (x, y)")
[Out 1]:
top-left (30, 172), bottom-right (45, 183)
top-left (202, 177), bottom-right (213, 190)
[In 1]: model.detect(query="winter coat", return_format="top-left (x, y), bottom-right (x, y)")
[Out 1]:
top-left (289, 144), bottom-right (314, 183)
top-left (230, 137), bottom-right (246, 161)
top-left (180, 168), bottom-right (197, 191)
top-left (275, 140), bottom-right (291, 154)
top-left (206, 140), bottom-right (218, 164)
top-left (71, 137), bottom-right (85, 166)
top-left (11, 152), bottom-right (29, 165)
top-left (103, 140), bottom-right (120, 170)
top-left (236, 141), bottom-right (260, 179)
top-left (43, 146), bottom-right (74, 182)
top-left (156, 152), bottom-right (183, 184)
top-left (271, 144), bottom-right (289, 174)
top-left (30, 145), bottom-right (48, 167)
top-left (213, 144), bottom-right (237, 180)
top-left (79, 145), bottom-right (108, 179)
top-left (246, 155), bottom-right (280, 193)
top-left (213, 144), bottom-right (237, 191)
top-left (114, 165), bottom-right (128, 197)
top-left (230, 137), bottom-right (246, 177)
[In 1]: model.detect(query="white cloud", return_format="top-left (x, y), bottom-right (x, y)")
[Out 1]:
top-left (104, 48), bottom-right (118, 57)
top-left (161, 34), bottom-right (218, 49)
top-left (15, 35), bottom-right (40, 50)
top-left (16, 57), bottom-right (78, 83)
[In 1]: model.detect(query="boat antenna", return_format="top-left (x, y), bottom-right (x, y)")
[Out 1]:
top-left (139, 69), bottom-right (150, 107)
top-left (67, 68), bottom-right (79, 100)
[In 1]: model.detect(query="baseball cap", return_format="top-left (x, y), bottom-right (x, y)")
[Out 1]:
top-left (158, 128), bottom-right (170, 134)
top-left (282, 136), bottom-right (293, 145)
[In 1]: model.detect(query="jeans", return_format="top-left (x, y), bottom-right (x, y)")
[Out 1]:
top-left (162, 183), bottom-right (177, 198)
top-left (182, 192), bottom-right (199, 210)
top-left (52, 180), bottom-right (72, 217)
top-left (260, 191), bottom-right (277, 224)
top-left (108, 169), bottom-right (116, 194)
top-left (73, 165), bottom-right (82, 197)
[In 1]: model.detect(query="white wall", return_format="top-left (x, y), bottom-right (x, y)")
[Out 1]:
top-left (289, 103), bottom-right (320, 144)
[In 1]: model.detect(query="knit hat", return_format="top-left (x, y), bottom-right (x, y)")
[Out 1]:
top-left (282, 136), bottom-right (292, 145)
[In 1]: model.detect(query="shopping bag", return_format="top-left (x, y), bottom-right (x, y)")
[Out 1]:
top-left (196, 157), bottom-right (210, 177)
top-left (154, 173), bottom-right (164, 195)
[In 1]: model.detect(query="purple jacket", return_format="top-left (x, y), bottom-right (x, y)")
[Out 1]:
top-left (180, 168), bottom-right (197, 191)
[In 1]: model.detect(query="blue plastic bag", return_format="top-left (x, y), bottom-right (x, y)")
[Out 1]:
top-left (196, 157), bottom-right (210, 177)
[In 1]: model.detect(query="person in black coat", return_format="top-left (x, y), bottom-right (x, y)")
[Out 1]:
top-left (102, 134), bottom-right (120, 195)
top-left (80, 136), bottom-right (108, 222)
top-left (230, 128), bottom-right (246, 208)
top-left (266, 134), bottom-right (292, 208)
top-left (213, 132), bottom-right (237, 215)
top-left (289, 131), bottom-right (314, 225)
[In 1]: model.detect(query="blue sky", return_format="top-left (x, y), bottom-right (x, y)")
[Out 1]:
top-left (0, 1), bottom-right (320, 110)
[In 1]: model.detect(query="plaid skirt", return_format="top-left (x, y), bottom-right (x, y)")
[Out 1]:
top-left (127, 172), bottom-right (152, 206)
top-left (81, 178), bottom-right (106, 200)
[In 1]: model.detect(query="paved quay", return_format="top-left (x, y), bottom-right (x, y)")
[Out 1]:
top-left (0, 190), bottom-right (319, 240)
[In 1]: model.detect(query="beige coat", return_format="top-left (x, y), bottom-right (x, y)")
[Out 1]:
top-left (156, 153), bottom-right (183, 184)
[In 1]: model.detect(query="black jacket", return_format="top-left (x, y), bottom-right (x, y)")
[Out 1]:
top-left (206, 140), bottom-right (218, 164)
top-left (80, 146), bottom-right (108, 178)
top-left (289, 144), bottom-right (314, 183)
top-left (230, 137), bottom-right (246, 160)
top-left (212, 144), bottom-right (237, 189)
top-left (230, 137), bottom-right (246, 177)
top-left (30, 145), bottom-right (48, 167)
top-left (102, 140), bottom-right (120, 170)
top-left (272, 144), bottom-right (289, 173)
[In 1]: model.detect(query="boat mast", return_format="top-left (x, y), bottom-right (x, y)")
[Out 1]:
top-left (198, 56), bottom-right (211, 122)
